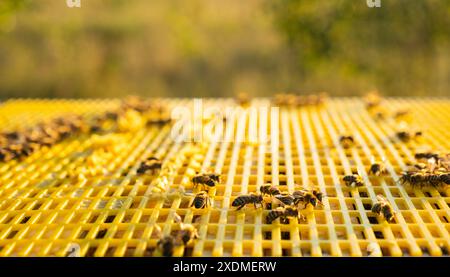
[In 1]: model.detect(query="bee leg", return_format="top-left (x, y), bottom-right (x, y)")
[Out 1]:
top-left (236, 204), bottom-right (245, 211)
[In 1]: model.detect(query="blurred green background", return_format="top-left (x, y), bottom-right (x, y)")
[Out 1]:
top-left (0, 0), bottom-right (449, 98)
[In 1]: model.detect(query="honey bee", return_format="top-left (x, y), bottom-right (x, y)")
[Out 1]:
top-left (393, 109), bottom-right (410, 120)
top-left (399, 170), bottom-right (445, 188)
top-left (439, 173), bottom-right (450, 185)
top-left (203, 173), bottom-right (221, 183)
top-left (231, 193), bottom-right (264, 210)
top-left (369, 157), bottom-right (387, 176)
top-left (292, 189), bottom-right (324, 208)
top-left (137, 157), bottom-right (162, 174)
top-left (259, 184), bottom-right (281, 197)
top-left (412, 163), bottom-right (428, 171)
top-left (364, 91), bottom-right (382, 110)
top-left (339, 135), bottom-right (355, 148)
top-left (415, 152), bottom-right (440, 163)
top-left (0, 148), bottom-right (16, 162)
top-left (343, 174), bottom-right (364, 187)
top-left (396, 130), bottom-right (422, 142)
top-left (266, 206), bottom-right (300, 224)
top-left (192, 174), bottom-right (217, 190)
top-left (399, 170), bottom-right (423, 187)
top-left (190, 191), bottom-right (211, 209)
top-left (156, 236), bottom-right (177, 257)
top-left (235, 92), bottom-right (251, 107)
top-left (176, 223), bottom-right (199, 246)
top-left (371, 195), bottom-right (395, 222)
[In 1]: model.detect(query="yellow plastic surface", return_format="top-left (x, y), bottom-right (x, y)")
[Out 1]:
top-left (0, 98), bottom-right (449, 257)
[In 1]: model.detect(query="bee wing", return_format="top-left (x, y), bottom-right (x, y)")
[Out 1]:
top-left (427, 158), bottom-right (436, 172)
top-left (376, 195), bottom-right (386, 202)
top-left (152, 224), bottom-right (163, 238)
top-left (173, 212), bottom-right (182, 224)
top-left (370, 156), bottom-right (376, 165)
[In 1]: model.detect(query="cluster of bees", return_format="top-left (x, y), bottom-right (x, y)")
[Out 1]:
top-left (0, 115), bottom-right (86, 162)
top-left (364, 91), bottom-right (422, 142)
top-left (0, 96), bottom-right (171, 164)
top-left (152, 173), bottom-right (221, 256)
top-left (191, 173), bottom-right (220, 208)
top-left (333, 92), bottom-right (450, 222)
top-left (365, 91), bottom-right (411, 121)
top-left (231, 184), bottom-right (325, 224)
top-left (400, 152), bottom-right (450, 188)
top-left (271, 93), bottom-right (327, 107)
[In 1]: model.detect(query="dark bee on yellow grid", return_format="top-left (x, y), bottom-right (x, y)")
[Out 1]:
top-left (156, 236), bottom-right (177, 257)
top-left (176, 224), bottom-right (199, 246)
top-left (339, 135), bottom-right (355, 149)
top-left (137, 157), bottom-right (162, 175)
top-left (260, 184), bottom-right (281, 197)
top-left (369, 157), bottom-right (387, 176)
top-left (343, 174), bottom-right (364, 187)
top-left (292, 189), bottom-right (324, 208)
top-left (232, 193), bottom-right (264, 210)
top-left (371, 195), bottom-right (395, 222)
top-left (190, 191), bottom-right (211, 209)
top-left (396, 129), bottom-right (422, 142)
top-left (235, 92), bottom-right (251, 107)
top-left (192, 173), bottom-right (218, 190)
top-left (266, 206), bottom-right (300, 224)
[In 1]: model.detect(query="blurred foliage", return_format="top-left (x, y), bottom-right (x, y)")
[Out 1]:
top-left (0, 0), bottom-right (449, 98)
top-left (271, 0), bottom-right (450, 96)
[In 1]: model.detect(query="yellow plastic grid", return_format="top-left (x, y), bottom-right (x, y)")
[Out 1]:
top-left (0, 97), bottom-right (449, 257)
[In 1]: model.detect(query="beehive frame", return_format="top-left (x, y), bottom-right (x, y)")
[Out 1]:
top-left (0, 97), bottom-right (449, 257)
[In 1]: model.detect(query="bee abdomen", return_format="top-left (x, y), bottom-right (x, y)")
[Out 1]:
top-left (232, 196), bottom-right (248, 207)
top-left (266, 210), bottom-right (284, 224)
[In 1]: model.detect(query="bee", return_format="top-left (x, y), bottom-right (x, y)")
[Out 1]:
top-left (266, 206), bottom-right (300, 224)
top-left (423, 173), bottom-right (443, 187)
top-left (203, 173), bottom-right (221, 183)
top-left (412, 163), bottom-right (429, 171)
top-left (393, 109), bottom-right (410, 120)
top-left (273, 192), bottom-right (295, 206)
top-left (231, 193), bottom-right (264, 210)
top-left (176, 223), bottom-right (199, 246)
top-left (399, 171), bottom-right (424, 187)
top-left (400, 170), bottom-right (444, 188)
top-left (343, 174), bottom-right (364, 187)
top-left (369, 157), bottom-right (387, 176)
top-left (292, 189), bottom-right (324, 208)
top-left (156, 236), bottom-right (177, 257)
top-left (415, 152), bottom-right (440, 163)
top-left (0, 148), bottom-right (16, 162)
top-left (121, 96), bottom-right (153, 113)
top-left (190, 191), bottom-right (211, 209)
top-left (396, 130), bottom-right (422, 142)
top-left (146, 117), bottom-right (172, 126)
top-left (259, 184), bottom-right (281, 197)
top-left (339, 135), bottom-right (355, 148)
top-left (235, 92), bottom-right (251, 107)
top-left (137, 157), bottom-right (162, 174)
top-left (371, 195), bottom-right (395, 222)
top-left (364, 91), bottom-right (382, 110)
top-left (192, 174), bottom-right (217, 190)
top-left (439, 173), bottom-right (450, 185)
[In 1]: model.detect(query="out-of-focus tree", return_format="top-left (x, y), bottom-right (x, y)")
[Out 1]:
top-left (270, 0), bottom-right (450, 96)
